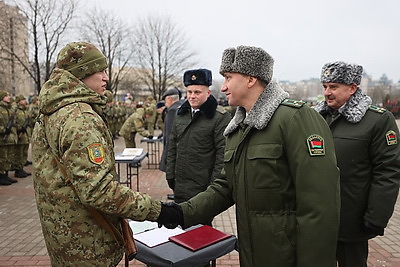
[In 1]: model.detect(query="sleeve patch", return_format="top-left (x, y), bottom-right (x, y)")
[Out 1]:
top-left (386, 130), bottom-right (397, 145)
top-left (307, 135), bottom-right (325, 156)
top-left (87, 143), bottom-right (105, 164)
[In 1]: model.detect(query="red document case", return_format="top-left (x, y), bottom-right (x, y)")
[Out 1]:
top-left (168, 225), bottom-right (231, 251)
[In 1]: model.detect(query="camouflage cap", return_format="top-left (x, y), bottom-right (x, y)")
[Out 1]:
top-left (320, 61), bottom-right (363, 85)
top-left (56, 41), bottom-right (108, 80)
top-left (15, 94), bottom-right (26, 103)
top-left (219, 46), bottom-right (274, 84)
top-left (0, 90), bottom-right (8, 100)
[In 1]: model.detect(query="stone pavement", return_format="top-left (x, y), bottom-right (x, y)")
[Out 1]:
top-left (0, 134), bottom-right (399, 266)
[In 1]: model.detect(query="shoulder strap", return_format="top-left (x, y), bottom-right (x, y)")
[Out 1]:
top-left (281, 98), bottom-right (306, 108)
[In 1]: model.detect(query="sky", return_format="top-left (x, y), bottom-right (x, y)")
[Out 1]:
top-left (82, 0), bottom-right (400, 83)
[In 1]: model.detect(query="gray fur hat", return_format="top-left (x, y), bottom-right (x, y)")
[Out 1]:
top-left (320, 61), bottom-right (363, 85)
top-left (219, 46), bottom-right (274, 84)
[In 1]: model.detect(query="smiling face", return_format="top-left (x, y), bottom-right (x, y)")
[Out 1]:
top-left (186, 84), bottom-right (210, 109)
top-left (221, 72), bottom-right (250, 108)
top-left (82, 70), bottom-right (109, 95)
top-left (322, 82), bottom-right (357, 110)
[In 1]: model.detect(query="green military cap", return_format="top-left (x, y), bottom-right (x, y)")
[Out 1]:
top-left (0, 90), bottom-right (9, 100)
top-left (56, 41), bottom-right (108, 80)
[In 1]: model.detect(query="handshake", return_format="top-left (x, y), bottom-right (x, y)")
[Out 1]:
top-left (156, 202), bottom-right (184, 229)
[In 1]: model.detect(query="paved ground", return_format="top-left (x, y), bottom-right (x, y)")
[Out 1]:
top-left (0, 133), bottom-right (399, 266)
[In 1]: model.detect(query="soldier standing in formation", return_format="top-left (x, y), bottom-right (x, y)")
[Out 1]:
top-left (0, 90), bottom-right (18, 185)
top-left (12, 95), bottom-right (32, 178)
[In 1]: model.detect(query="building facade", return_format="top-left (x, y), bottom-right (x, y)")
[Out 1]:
top-left (0, 1), bottom-right (32, 97)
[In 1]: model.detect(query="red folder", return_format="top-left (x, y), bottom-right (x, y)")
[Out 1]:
top-left (168, 225), bottom-right (231, 251)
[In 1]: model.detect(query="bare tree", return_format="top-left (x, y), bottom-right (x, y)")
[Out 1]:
top-left (131, 15), bottom-right (197, 100)
top-left (1, 0), bottom-right (77, 94)
top-left (81, 8), bottom-right (133, 95)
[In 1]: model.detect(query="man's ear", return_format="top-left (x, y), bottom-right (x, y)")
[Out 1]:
top-left (350, 84), bottom-right (358, 95)
top-left (248, 76), bottom-right (257, 88)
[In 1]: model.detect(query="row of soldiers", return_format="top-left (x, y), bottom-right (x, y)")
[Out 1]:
top-left (0, 91), bottom-right (39, 185)
top-left (103, 92), bottom-right (162, 145)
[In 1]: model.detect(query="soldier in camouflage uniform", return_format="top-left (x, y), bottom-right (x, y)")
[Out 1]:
top-left (0, 90), bottom-right (18, 185)
top-left (119, 106), bottom-right (153, 148)
top-left (31, 42), bottom-right (162, 266)
top-left (12, 95), bottom-right (32, 178)
top-left (144, 95), bottom-right (157, 135)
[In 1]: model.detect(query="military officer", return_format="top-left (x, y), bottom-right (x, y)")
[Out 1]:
top-left (315, 61), bottom-right (400, 267)
top-left (158, 46), bottom-right (341, 267)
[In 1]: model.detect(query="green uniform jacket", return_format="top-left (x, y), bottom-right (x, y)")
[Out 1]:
top-left (32, 68), bottom-right (161, 266)
top-left (181, 82), bottom-right (340, 267)
top-left (316, 90), bottom-right (400, 241)
top-left (166, 95), bottom-right (231, 203)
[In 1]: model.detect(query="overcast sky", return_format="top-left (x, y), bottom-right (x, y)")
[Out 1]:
top-left (82, 0), bottom-right (399, 83)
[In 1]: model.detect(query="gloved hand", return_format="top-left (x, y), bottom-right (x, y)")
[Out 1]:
top-left (363, 220), bottom-right (384, 236)
top-left (157, 202), bottom-right (184, 229)
top-left (148, 135), bottom-right (153, 139)
top-left (167, 179), bottom-right (175, 190)
top-left (157, 133), bottom-right (163, 139)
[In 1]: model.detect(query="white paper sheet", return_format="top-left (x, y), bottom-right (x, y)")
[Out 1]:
top-left (134, 226), bottom-right (185, 247)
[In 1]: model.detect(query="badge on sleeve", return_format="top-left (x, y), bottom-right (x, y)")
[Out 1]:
top-left (386, 130), bottom-right (397, 145)
top-left (87, 143), bottom-right (105, 164)
top-left (307, 135), bottom-right (325, 156)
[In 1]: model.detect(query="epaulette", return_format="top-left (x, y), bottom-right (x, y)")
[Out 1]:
top-left (368, 105), bottom-right (386, 114)
top-left (280, 99), bottom-right (306, 108)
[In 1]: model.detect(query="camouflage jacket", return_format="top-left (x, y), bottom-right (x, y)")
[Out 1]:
top-left (14, 103), bottom-right (31, 144)
top-left (32, 68), bottom-right (161, 266)
top-left (119, 108), bottom-right (151, 138)
top-left (0, 101), bottom-right (18, 145)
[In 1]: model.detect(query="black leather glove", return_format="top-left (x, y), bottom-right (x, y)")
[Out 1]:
top-left (157, 202), bottom-right (184, 229)
top-left (148, 135), bottom-right (153, 139)
top-left (167, 179), bottom-right (175, 190)
top-left (363, 220), bottom-right (384, 236)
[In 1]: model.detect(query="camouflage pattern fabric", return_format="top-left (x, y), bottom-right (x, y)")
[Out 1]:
top-left (32, 68), bottom-right (161, 266)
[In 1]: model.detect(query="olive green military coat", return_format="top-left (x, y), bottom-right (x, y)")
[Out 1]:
top-left (315, 89), bottom-right (400, 241)
top-left (32, 69), bottom-right (161, 266)
top-left (166, 95), bottom-right (231, 203)
top-left (181, 82), bottom-right (340, 267)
